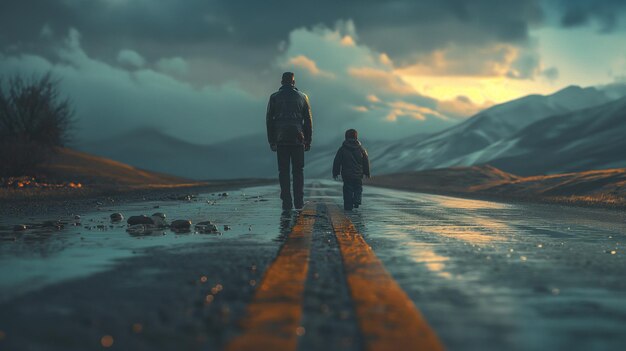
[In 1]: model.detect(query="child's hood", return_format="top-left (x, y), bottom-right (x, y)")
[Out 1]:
top-left (342, 138), bottom-right (362, 149)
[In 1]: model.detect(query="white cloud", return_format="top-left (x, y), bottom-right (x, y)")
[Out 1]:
top-left (286, 55), bottom-right (334, 78)
top-left (156, 57), bottom-right (188, 76)
top-left (0, 29), bottom-right (261, 144)
top-left (117, 49), bottom-right (145, 68)
top-left (0, 24), bottom-right (472, 146)
top-left (275, 21), bottom-right (457, 140)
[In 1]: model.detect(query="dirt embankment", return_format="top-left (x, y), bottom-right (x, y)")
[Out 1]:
top-left (369, 165), bottom-right (626, 209)
top-left (0, 148), bottom-right (274, 210)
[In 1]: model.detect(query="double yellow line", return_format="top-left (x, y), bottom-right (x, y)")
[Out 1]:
top-left (225, 203), bottom-right (444, 351)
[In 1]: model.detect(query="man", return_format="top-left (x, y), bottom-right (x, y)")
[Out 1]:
top-left (266, 72), bottom-right (313, 211)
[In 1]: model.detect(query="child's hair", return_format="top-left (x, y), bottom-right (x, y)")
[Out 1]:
top-left (345, 129), bottom-right (358, 139)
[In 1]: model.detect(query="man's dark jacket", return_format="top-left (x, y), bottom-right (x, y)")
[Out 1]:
top-left (266, 84), bottom-right (312, 146)
top-left (333, 139), bottom-right (370, 180)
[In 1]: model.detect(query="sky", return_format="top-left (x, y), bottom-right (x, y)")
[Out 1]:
top-left (1, 0), bottom-right (625, 145)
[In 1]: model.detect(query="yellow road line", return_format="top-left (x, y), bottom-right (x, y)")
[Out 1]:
top-left (224, 204), bottom-right (316, 351)
top-left (327, 203), bottom-right (445, 351)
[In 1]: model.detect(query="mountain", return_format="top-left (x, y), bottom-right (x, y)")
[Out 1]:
top-left (78, 128), bottom-right (355, 179)
top-left (487, 96), bottom-right (626, 175)
top-left (77, 84), bottom-right (625, 179)
top-left (78, 128), bottom-right (279, 180)
top-left (370, 85), bottom-right (618, 174)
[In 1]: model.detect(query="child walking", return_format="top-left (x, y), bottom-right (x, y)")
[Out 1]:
top-left (332, 129), bottom-right (371, 210)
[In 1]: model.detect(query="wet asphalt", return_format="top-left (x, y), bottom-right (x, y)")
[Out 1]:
top-left (0, 180), bottom-right (625, 351)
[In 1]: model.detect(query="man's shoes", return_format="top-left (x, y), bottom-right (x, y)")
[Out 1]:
top-left (353, 204), bottom-right (359, 209)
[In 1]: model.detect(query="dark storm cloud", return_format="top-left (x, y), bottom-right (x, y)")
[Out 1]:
top-left (558, 0), bottom-right (626, 32)
top-left (1, 0), bottom-right (545, 70)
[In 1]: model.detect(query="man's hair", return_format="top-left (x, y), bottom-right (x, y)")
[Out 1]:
top-left (345, 129), bottom-right (358, 139)
top-left (281, 72), bottom-right (295, 85)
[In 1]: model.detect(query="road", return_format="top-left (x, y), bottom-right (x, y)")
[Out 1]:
top-left (0, 180), bottom-right (625, 351)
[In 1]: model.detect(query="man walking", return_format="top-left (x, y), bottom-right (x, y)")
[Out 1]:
top-left (266, 72), bottom-right (313, 211)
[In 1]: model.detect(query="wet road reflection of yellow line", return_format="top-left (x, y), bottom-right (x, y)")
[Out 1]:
top-left (224, 204), bottom-right (316, 351)
top-left (326, 203), bottom-right (445, 351)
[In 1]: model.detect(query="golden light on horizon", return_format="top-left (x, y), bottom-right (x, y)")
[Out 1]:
top-left (397, 72), bottom-right (558, 106)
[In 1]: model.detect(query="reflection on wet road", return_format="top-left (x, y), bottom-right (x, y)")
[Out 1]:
top-left (353, 186), bottom-right (626, 351)
top-left (0, 180), bottom-right (625, 350)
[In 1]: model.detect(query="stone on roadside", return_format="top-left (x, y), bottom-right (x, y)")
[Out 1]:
top-left (110, 213), bottom-right (124, 222)
top-left (127, 215), bottom-right (153, 226)
top-left (171, 219), bottom-right (192, 232)
top-left (223, 225), bottom-right (231, 231)
top-left (151, 213), bottom-right (167, 227)
top-left (196, 221), bottom-right (219, 233)
top-left (13, 224), bottom-right (27, 232)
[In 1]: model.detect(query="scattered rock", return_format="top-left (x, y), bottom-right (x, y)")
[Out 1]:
top-left (13, 224), bottom-right (27, 232)
top-left (223, 225), bottom-right (231, 231)
top-left (220, 192), bottom-right (229, 197)
top-left (127, 215), bottom-right (154, 226)
top-left (110, 213), bottom-right (124, 222)
top-left (73, 215), bottom-right (81, 220)
top-left (151, 213), bottom-right (167, 227)
top-left (171, 219), bottom-right (192, 232)
top-left (196, 221), bottom-right (219, 233)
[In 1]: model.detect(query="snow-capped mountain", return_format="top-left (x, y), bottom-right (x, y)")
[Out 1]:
top-left (369, 85), bottom-right (618, 174)
top-left (77, 84), bottom-right (625, 179)
top-left (488, 95), bottom-right (626, 175)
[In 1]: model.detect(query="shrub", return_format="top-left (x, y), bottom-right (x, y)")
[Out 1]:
top-left (0, 73), bottom-right (74, 176)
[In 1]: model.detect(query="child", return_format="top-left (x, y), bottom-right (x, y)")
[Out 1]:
top-left (333, 129), bottom-right (371, 210)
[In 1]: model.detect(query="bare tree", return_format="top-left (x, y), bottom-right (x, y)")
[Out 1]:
top-left (0, 73), bottom-right (74, 176)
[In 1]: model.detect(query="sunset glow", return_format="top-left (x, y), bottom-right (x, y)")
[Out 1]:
top-left (397, 73), bottom-right (557, 105)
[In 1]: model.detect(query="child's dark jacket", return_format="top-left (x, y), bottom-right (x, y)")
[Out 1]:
top-left (332, 138), bottom-right (370, 180)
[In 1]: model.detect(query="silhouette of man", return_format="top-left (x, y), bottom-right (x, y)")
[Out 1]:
top-left (266, 72), bottom-right (313, 210)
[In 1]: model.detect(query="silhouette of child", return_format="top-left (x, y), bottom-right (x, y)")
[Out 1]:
top-left (333, 129), bottom-right (370, 210)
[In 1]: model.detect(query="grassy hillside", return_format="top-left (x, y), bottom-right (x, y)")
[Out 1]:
top-left (1, 148), bottom-right (208, 201)
top-left (46, 148), bottom-right (201, 188)
top-left (370, 165), bottom-right (626, 208)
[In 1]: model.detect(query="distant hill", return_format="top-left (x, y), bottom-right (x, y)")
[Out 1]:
top-left (45, 148), bottom-right (200, 188)
top-left (370, 165), bottom-right (626, 208)
top-left (78, 127), bottom-right (386, 180)
top-left (0, 148), bottom-right (273, 203)
top-left (78, 128), bottom-right (278, 179)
